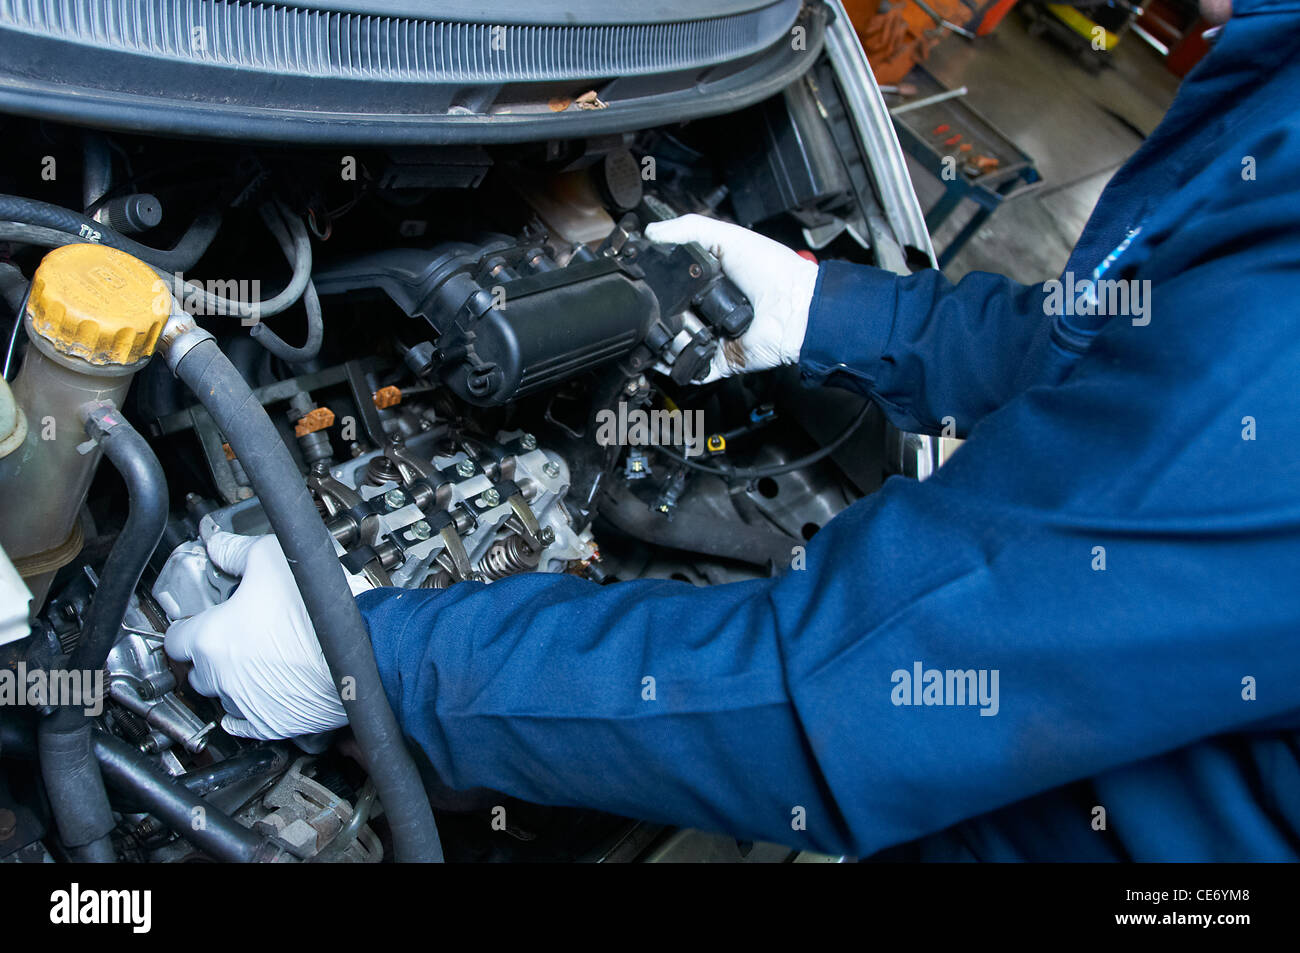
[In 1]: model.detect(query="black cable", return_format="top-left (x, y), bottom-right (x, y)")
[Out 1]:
top-left (0, 194), bottom-right (221, 272)
top-left (657, 401), bottom-right (873, 480)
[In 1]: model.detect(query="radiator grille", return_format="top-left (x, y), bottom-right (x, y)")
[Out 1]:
top-left (0, 0), bottom-right (802, 81)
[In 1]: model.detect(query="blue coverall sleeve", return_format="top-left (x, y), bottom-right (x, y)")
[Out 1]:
top-left (358, 119), bottom-right (1300, 857)
top-left (798, 261), bottom-right (1061, 437)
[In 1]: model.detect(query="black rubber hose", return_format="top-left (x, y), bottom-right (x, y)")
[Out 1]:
top-left (38, 402), bottom-right (170, 863)
top-left (247, 204), bottom-right (323, 361)
top-left (93, 732), bottom-right (276, 863)
top-left (0, 222), bottom-right (83, 250)
top-left (0, 262), bottom-right (27, 378)
top-left (250, 279), bottom-right (324, 363)
top-left (68, 403), bottom-right (169, 672)
top-left (37, 723), bottom-right (118, 862)
top-left (0, 261), bottom-right (26, 315)
top-left (0, 194), bottom-right (221, 272)
top-left (163, 202), bottom-right (311, 321)
top-left (170, 336), bottom-right (443, 862)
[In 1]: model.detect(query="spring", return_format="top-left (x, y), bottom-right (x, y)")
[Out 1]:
top-left (477, 534), bottom-right (541, 581)
top-left (420, 569), bottom-right (452, 589)
top-left (364, 454), bottom-right (402, 486)
top-left (112, 706), bottom-right (153, 748)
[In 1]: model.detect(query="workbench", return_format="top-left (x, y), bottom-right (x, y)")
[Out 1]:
top-left (890, 66), bottom-right (1041, 268)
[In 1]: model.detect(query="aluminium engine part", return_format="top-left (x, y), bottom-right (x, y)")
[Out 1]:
top-left (105, 592), bottom-right (216, 756)
top-left (322, 430), bottom-right (592, 589)
top-left (238, 758), bottom-right (381, 862)
top-left (153, 429), bottom-right (593, 620)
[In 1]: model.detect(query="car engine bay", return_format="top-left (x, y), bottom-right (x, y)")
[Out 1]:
top-left (0, 13), bottom-right (940, 862)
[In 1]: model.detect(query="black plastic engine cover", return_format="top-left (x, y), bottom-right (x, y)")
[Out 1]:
top-left (314, 222), bottom-right (751, 406)
top-left (449, 266), bottom-right (660, 404)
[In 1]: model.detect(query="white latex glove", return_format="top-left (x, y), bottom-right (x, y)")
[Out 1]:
top-left (165, 529), bottom-right (354, 741)
top-left (645, 214), bottom-right (819, 382)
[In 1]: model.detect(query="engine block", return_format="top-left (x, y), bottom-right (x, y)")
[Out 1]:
top-left (152, 430), bottom-right (593, 622)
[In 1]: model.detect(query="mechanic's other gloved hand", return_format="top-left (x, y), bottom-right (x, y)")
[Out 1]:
top-left (645, 213), bottom-right (820, 381)
top-left (164, 529), bottom-right (350, 741)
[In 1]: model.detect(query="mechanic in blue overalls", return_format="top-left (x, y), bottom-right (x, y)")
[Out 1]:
top-left (167, 0), bottom-right (1300, 860)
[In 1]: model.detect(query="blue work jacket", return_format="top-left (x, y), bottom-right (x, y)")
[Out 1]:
top-left (359, 0), bottom-right (1300, 860)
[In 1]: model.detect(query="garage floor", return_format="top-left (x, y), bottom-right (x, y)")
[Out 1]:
top-left (899, 12), bottom-right (1182, 283)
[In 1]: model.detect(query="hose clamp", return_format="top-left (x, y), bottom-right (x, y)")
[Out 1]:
top-left (158, 312), bottom-right (215, 374)
top-left (78, 398), bottom-right (124, 439)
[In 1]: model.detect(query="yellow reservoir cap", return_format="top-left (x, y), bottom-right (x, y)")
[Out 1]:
top-left (26, 244), bottom-right (170, 366)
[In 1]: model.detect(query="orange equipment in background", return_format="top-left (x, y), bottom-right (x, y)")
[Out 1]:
top-left (844, 0), bottom-right (976, 85)
top-left (974, 0), bottom-right (1021, 34)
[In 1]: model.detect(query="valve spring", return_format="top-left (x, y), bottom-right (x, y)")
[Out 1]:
top-left (477, 534), bottom-right (542, 581)
top-left (420, 568), bottom-right (452, 589)
top-left (365, 455), bottom-right (402, 486)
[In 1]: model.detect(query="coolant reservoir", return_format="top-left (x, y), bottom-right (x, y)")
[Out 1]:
top-left (0, 243), bottom-right (167, 608)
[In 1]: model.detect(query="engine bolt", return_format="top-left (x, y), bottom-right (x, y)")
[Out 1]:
top-left (456, 459), bottom-right (475, 478)
top-left (543, 461), bottom-right (561, 478)
top-left (520, 433), bottom-right (537, 450)
top-left (688, 263), bottom-right (703, 278)
top-left (384, 488), bottom-right (408, 510)
top-left (480, 488), bottom-right (501, 507)
top-left (406, 520), bottom-right (432, 542)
